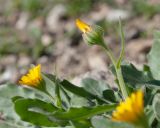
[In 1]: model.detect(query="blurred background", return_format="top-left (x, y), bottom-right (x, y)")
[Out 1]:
top-left (0, 0), bottom-right (160, 84)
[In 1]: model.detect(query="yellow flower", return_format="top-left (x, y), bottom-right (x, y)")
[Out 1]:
top-left (19, 64), bottom-right (42, 87)
top-left (112, 90), bottom-right (144, 124)
top-left (76, 19), bottom-right (91, 33)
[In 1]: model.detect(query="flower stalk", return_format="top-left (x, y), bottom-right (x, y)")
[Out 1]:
top-left (76, 19), bottom-right (128, 99)
top-left (101, 41), bottom-right (128, 99)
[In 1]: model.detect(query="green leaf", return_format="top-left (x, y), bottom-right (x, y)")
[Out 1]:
top-left (103, 89), bottom-right (117, 103)
top-left (44, 74), bottom-right (91, 108)
top-left (156, 122), bottom-right (160, 128)
top-left (144, 87), bottom-right (157, 106)
top-left (52, 104), bottom-right (116, 120)
top-left (121, 64), bottom-right (152, 84)
top-left (91, 116), bottom-right (134, 128)
top-left (42, 74), bottom-right (57, 98)
top-left (70, 95), bottom-right (90, 107)
top-left (0, 84), bottom-right (48, 127)
top-left (61, 80), bottom-right (110, 104)
top-left (121, 64), bottom-right (160, 88)
top-left (146, 106), bottom-right (156, 127)
top-left (153, 93), bottom-right (160, 121)
top-left (0, 120), bottom-right (37, 128)
top-left (0, 120), bottom-right (25, 128)
top-left (13, 98), bottom-right (66, 127)
top-left (70, 120), bottom-right (91, 128)
top-left (81, 78), bottom-right (109, 98)
top-left (148, 31), bottom-right (160, 79)
top-left (59, 86), bottom-right (71, 109)
top-left (61, 80), bottom-right (95, 99)
top-left (43, 74), bottom-right (71, 109)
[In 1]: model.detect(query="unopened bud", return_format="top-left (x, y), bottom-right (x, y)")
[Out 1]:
top-left (76, 19), bottom-right (105, 47)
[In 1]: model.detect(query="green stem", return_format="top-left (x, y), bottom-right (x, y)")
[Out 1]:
top-left (102, 44), bottom-right (128, 99)
top-left (105, 48), bottom-right (117, 67)
top-left (115, 68), bottom-right (128, 99)
top-left (117, 19), bottom-right (125, 69)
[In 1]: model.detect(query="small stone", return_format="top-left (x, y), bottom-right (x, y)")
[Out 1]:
top-left (106, 9), bottom-right (130, 22)
top-left (28, 18), bottom-right (43, 35)
top-left (41, 34), bottom-right (52, 46)
top-left (0, 55), bottom-right (16, 65)
top-left (149, 0), bottom-right (160, 5)
top-left (16, 12), bottom-right (29, 30)
top-left (0, 66), bottom-right (18, 83)
top-left (71, 69), bottom-right (116, 87)
top-left (46, 4), bottom-right (66, 32)
top-left (64, 20), bottom-right (75, 33)
top-left (88, 55), bottom-right (107, 71)
top-left (89, 4), bottom-right (109, 22)
top-left (37, 56), bottom-right (48, 64)
top-left (115, 0), bottom-right (128, 5)
top-left (125, 28), bottom-right (143, 40)
top-left (126, 39), bottom-right (153, 63)
top-left (18, 55), bottom-right (31, 67)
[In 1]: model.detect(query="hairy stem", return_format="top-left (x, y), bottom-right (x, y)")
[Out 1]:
top-left (102, 43), bottom-right (128, 99)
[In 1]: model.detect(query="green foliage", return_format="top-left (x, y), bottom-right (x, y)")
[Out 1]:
top-left (51, 104), bottom-right (116, 120)
top-left (0, 27), bottom-right (27, 56)
top-left (121, 64), bottom-right (160, 88)
top-left (1, 21), bottom-right (160, 128)
top-left (14, 0), bottom-right (46, 17)
top-left (0, 25), bottom-right (46, 59)
top-left (148, 31), bottom-right (160, 80)
top-left (0, 84), bottom-right (48, 128)
top-left (21, 0), bottom-right (43, 12)
top-left (153, 94), bottom-right (160, 122)
top-left (132, 0), bottom-right (160, 18)
top-left (0, 80), bottom-right (116, 127)
top-left (81, 78), bottom-right (109, 98)
top-left (91, 116), bottom-right (134, 128)
top-left (13, 98), bottom-right (61, 127)
top-left (66, 0), bottom-right (93, 16)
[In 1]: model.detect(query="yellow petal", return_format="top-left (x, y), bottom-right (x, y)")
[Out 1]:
top-left (112, 90), bottom-right (144, 124)
top-left (19, 64), bottom-right (42, 87)
top-left (76, 19), bottom-right (91, 33)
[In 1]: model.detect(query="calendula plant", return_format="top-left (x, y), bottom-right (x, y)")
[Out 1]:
top-left (0, 19), bottom-right (160, 128)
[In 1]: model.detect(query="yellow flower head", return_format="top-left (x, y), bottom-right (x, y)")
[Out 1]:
top-left (19, 64), bottom-right (42, 87)
top-left (112, 90), bottom-right (144, 124)
top-left (76, 19), bottom-right (91, 33)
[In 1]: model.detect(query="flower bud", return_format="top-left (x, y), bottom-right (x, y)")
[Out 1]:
top-left (82, 25), bottom-right (104, 46)
top-left (76, 19), bottom-right (105, 47)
